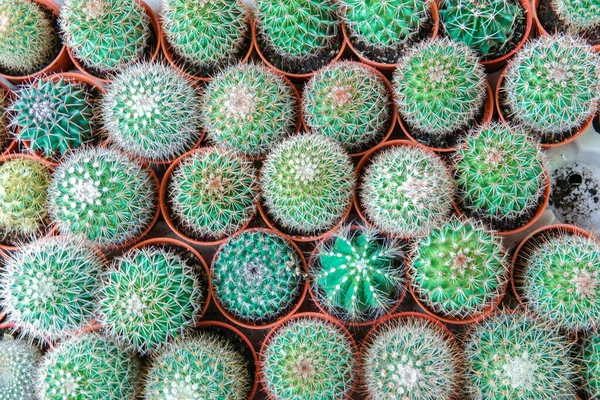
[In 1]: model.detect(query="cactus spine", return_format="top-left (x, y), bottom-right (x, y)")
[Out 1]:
top-left (0, 336), bottom-right (41, 400)
top-left (551, 0), bottom-right (600, 34)
top-left (582, 333), bottom-right (600, 399)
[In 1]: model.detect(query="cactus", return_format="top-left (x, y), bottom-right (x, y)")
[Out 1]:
top-left (303, 62), bottom-right (393, 154)
top-left (162, 0), bottom-right (251, 76)
top-left (59, 0), bottom-right (151, 75)
top-left (144, 332), bottom-right (253, 400)
top-left (212, 229), bottom-right (305, 325)
top-left (455, 122), bottom-right (547, 231)
top-left (101, 62), bottom-right (202, 163)
top-left (464, 311), bottom-right (576, 399)
top-left (439, 0), bottom-right (525, 57)
top-left (582, 333), bottom-right (600, 399)
top-left (260, 133), bottom-right (355, 235)
top-left (261, 316), bottom-right (356, 400)
top-left (312, 225), bottom-right (405, 323)
top-left (503, 34), bottom-right (600, 144)
top-left (37, 333), bottom-right (140, 400)
top-left (0, 236), bottom-right (104, 341)
top-left (363, 315), bottom-right (462, 399)
top-left (393, 38), bottom-right (487, 148)
top-left (98, 245), bottom-right (204, 354)
top-left (551, 0), bottom-right (600, 34)
top-left (201, 63), bottom-right (297, 158)
top-left (359, 144), bottom-right (454, 238)
top-left (0, 0), bottom-right (59, 76)
top-left (48, 148), bottom-right (157, 248)
top-left (168, 148), bottom-right (258, 241)
top-left (9, 77), bottom-right (95, 159)
top-left (0, 336), bottom-right (40, 400)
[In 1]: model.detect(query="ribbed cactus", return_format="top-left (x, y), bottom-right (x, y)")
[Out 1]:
top-left (393, 38), bottom-right (487, 148)
top-left (201, 63), bottom-right (297, 158)
top-left (312, 225), bottom-right (405, 323)
top-left (37, 333), bottom-right (140, 400)
top-left (144, 332), bottom-right (253, 400)
top-left (0, 337), bottom-right (40, 400)
top-left (464, 311), bottom-right (576, 399)
top-left (261, 316), bottom-right (356, 400)
top-left (9, 77), bottom-right (95, 159)
top-left (48, 148), bottom-right (157, 247)
top-left (503, 34), bottom-right (600, 144)
top-left (0, 0), bottom-right (59, 76)
top-left (261, 133), bottom-right (355, 235)
top-left (582, 333), bottom-right (600, 399)
top-left (455, 122), bottom-right (547, 231)
top-left (303, 62), bottom-right (393, 154)
top-left (359, 144), bottom-right (454, 238)
top-left (60, 0), bottom-right (151, 74)
top-left (212, 229), bottom-right (305, 325)
top-left (551, 0), bottom-right (600, 34)
top-left (0, 236), bottom-right (104, 341)
top-left (98, 245), bottom-right (204, 353)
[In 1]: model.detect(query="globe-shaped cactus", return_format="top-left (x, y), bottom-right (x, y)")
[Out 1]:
top-left (551, 0), bottom-right (600, 34)
top-left (0, 337), bottom-right (41, 400)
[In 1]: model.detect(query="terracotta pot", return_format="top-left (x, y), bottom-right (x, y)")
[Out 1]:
top-left (68, 0), bottom-right (162, 84)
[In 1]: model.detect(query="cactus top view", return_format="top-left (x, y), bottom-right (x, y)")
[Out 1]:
top-left (551, 0), bottom-right (600, 34)
top-left (0, 336), bottom-right (41, 400)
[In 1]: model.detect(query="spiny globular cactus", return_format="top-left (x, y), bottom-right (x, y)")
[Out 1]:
top-left (312, 225), bottom-right (405, 323)
top-left (48, 148), bottom-right (157, 248)
top-left (102, 62), bottom-right (202, 163)
top-left (582, 333), bottom-right (600, 399)
top-left (212, 229), bottom-right (305, 325)
top-left (551, 0), bottom-right (600, 34)
top-left (201, 63), bottom-right (298, 159)
top-left (0, 336), bottom-right (41, 400)
top-left (303, 62), bottom-right (393, 154)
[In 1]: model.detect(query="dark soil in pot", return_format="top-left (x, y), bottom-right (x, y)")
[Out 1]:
top-left (538, 0), bottom-right (600, 46)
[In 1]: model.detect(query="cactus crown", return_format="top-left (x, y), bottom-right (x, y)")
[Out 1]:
top-left (261, 133), bottom-right (355, 235)
top-left (0, 336), bottom-right (41, 400)
top-left (551, 0), bottom-right (600, 33)
top-left (202, 63), bottom-right (297, 158)
top-left (582, 334), bottom-right (600, 399)
top-left (312, 225), bottom-right (405, 323)
top-left (48, 148), bottom-right (157, 247)
top-left (303, 62), bottom-right (393, 154)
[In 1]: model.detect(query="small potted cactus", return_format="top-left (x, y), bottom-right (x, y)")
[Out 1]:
top-left (582, 333), bottom-right (600, 399)
top-left (302, 61), bottom-right (395, 156)
top-left (497, 34), bottom-right (600, 147)
top-left (260, 312), bottom-right (357, 400)
top-left (0, 334), bottom-right (41, 399)
top-left (161, 0), bottom-right (254, 81)
top-left (534, 0), bottom-right (600, 50)
top-left (211, 228), bottom-right (307, 329)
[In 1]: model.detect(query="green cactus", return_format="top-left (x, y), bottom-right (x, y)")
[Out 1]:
top-left (551, 0), bottom-right (600, 34)
top-left (261, 133), bottom-right (355, 236)
top-left (0, 336), bottom-right (41, 400)
top-left (37, 333), bottom-right (140, 400)
top-left (303, 62), bottom-right (393, 154)
top-left (261, 316), bottom-right (356, 400)
top-left (48, 148), bottom-right (157, 248)
top-left (201, 63), bottom-right (297, 158)
top-left (212, 229), bottom-right (305, 325)
top-left (455, 122), bottom-right (547, 231)
top-left (168, 148), bottom-right (258, 241)
top-left (59, 0), bottom-right (151, 75)
top-left (0, 0), bottom-right (59, 76)
top-left (393, 38), bottom-right (487, 148)
top-left (101, 62), bottom-right (202, 163)
top-left (359, 144), bottom-right (455, 238)
top-left (464, 311), bottom-right (576, 399)
top-left (98, 245), bottom-right (204, 354)
top-left (162, 0), bottom-right (251, 77)
top-left (144, 332), bottom-right (253, 400)
top-left (582, 333), bottom-right (600, 399)
top-left (312, 225), bottom-right (405, 323)
top-left (503, 34), bottom-right (600, 144)
top-left (9, 77), bottom-right (95, 159)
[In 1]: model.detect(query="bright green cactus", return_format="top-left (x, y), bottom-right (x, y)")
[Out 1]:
top-left (359, 144), bottom-right (454, 238)
top-left (409, 216), bottom-right (508, 319)
top-left (464, 311), bottom-right (576, 399)
top-left (261, 133), bottom-right (355, 236)
top-left (455, 122), bottom-right (547, 231)
top-left (261, 316), bottom-right (356, 400)
top-left (48, 148), bottom-right (157, 248)
top-left (212, 229), bottom-right (305, 325)
top-left (102, 62), bottom-right (202, 163)
top-left (552, 0), bottom-right (600, 34)
top-left (144, 332), bottom-right (253, 400)
top-left (162, 0), bottom-right (251, 76)
top-left (312, 225), bottom-right (405, 323)
top-left (202, 63), bottom-right (297, 158)
top-left (0, 336), bottom-right (41, 400)
top-left (303, 62), bottom-right (393, 154)
top-left (37, 333), bottom-right (140, 400)
top-left (393, 38), bottom-right (487, 148)
top-left (0, 0), bottom-right (59, 76)
top-left (503, 34), bottom-right (600, 144)
top-left (582, 333), bottom-right (600, 399)
top-left (59, 0), bottom-right (151, 75)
